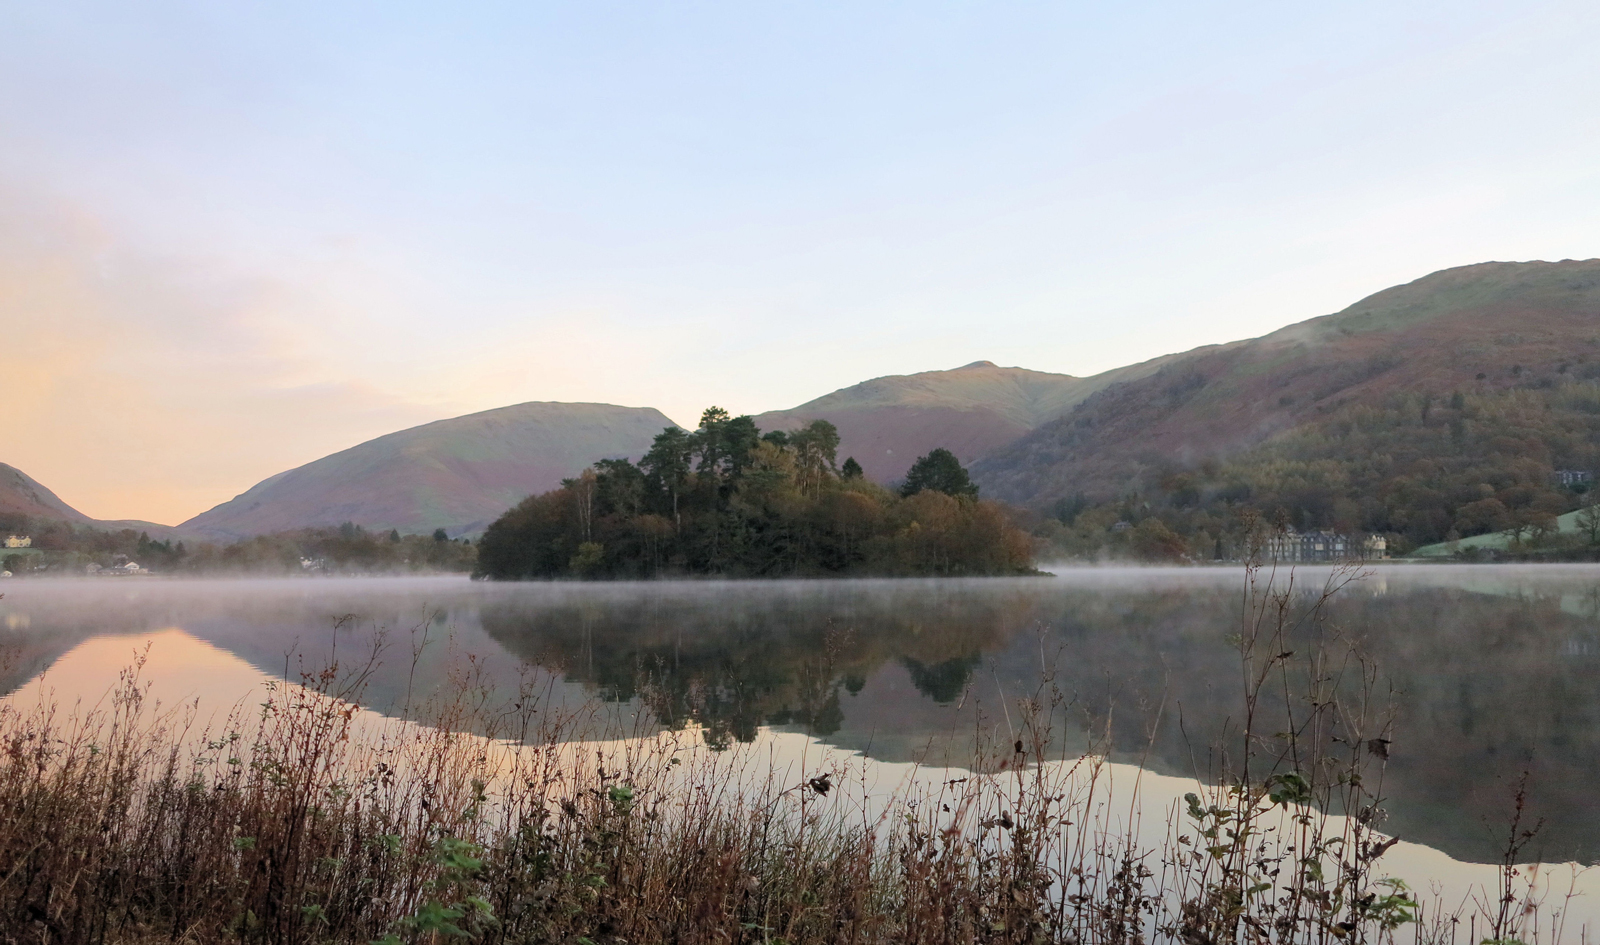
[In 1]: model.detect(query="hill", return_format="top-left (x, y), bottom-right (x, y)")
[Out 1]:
top-left (974, 259), bottom-right (1600, 553)
top-left (0, 464), bottom-right (188, 545)
top-left (0, 463), bottom-right (92, 524)
top-left (754, 359), bottom-right (1171, 482)
top-left (181, 402), bottom-right (675, 540)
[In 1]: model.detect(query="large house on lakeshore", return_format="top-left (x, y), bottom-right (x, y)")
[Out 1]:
top-left (3, 535), bottom-right (31, 549)
top-left (1263, 528), bottom-right (1387, 563)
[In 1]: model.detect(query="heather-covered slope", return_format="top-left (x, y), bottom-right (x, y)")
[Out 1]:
top-left (181, 402), bottom-right (675, 539)
top-left (975, 259), bottom-right (1600, 514)
top-left (755, 359), bottom-right (1171, 482)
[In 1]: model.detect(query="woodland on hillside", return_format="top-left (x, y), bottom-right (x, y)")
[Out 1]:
top-left (475, 409), bottom-right (1035, 579)
top-left (1035, 381), bottom-right (1600, 559)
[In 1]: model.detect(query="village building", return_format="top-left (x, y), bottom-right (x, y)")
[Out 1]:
top-left (3, 535), bottom-right (31, 549)
top-left (1554, 470), bottom-right (1593, 487)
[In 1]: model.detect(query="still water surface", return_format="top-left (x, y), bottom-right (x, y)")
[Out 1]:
top-left (2, 565), bottom-right (1598, 923)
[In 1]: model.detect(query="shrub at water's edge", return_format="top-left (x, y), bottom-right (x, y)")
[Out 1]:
top-left (475, 408), bottom-right (1037, 579)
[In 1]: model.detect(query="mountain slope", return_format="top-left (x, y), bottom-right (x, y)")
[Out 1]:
top-left (181, 402), bottom-right (675, 539)
top-left (0, 463), bottom-right (92, 524)
top-left (0, 464), bottom-right (194, 540)
top-left (974, 259), bottom-right (1600, 513)
top-left (755, 358), bottom-right (1173, 482)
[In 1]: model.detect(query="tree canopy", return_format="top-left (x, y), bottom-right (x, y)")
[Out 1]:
top-left (900, 448), bottom-right (978, 499)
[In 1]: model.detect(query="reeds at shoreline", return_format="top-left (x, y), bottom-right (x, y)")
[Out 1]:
top-left (0, 566), bottom-right (1582, 945)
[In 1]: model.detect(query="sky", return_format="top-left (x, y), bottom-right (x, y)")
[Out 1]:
top-left (3, 1), bottom-right (1599, 525)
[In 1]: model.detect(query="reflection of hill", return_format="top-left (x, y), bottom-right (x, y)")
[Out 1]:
top-left (0, 627), bottom-right (93, 698)
top-left (0, 592), bottom-right (141, 697)
top-left (1022, 583), bottom-right (1600, 866)
top-left (0, 579), bottom-right (568, 718)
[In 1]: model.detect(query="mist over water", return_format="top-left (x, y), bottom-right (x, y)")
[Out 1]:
top-left (2, 566), bottom-right (1598, 870)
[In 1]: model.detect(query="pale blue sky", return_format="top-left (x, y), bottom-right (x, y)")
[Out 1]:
top-left (4, 1), bottom-right (1599, 522)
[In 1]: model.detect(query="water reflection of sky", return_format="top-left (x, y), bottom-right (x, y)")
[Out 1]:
top-left (2, 567), bottom-right (1598, 880)
top-left (8, 616), bottom-right (1598, 937)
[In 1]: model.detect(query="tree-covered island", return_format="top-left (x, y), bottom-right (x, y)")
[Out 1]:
top-left (475, 408), bottom-right (1036, 579)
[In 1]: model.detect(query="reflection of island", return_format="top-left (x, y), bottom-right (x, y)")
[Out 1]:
top-left (3, 573), bottom-right (1598, 865)
top-left (477, 578), bottom-right (1600, 866)
top-left (479, 582), bottom-right (1025, 750)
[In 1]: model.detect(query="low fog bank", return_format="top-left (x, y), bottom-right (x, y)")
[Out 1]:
top-left (8, 560), bottom-right (1600, 606)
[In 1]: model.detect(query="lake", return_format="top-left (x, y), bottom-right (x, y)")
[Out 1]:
top-left (2, 564), bottom-right (1597, 932)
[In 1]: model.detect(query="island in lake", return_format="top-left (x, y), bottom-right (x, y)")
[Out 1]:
top-left (475, 409), bottom-right (1036, 579)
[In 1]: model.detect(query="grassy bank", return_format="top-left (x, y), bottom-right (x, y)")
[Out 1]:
top-left (0, 568), bottom-right (1571, 944)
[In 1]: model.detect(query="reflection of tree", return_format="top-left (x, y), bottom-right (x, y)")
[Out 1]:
top-left (901, 654), bottom-right (981, 704)
top-left (479, 588), bottom-right (1034, 746)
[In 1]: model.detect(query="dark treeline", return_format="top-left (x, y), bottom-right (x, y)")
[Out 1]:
top-left (0, 514), bottom-right (475, 575)
top-left (476, 409), bottom-right (1034, 579)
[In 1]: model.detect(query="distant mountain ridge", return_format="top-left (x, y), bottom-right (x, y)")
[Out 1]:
top-left (754, 357), bottom-right (1175, 482)
top-left (180, 402), bottom-right (675, 540)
